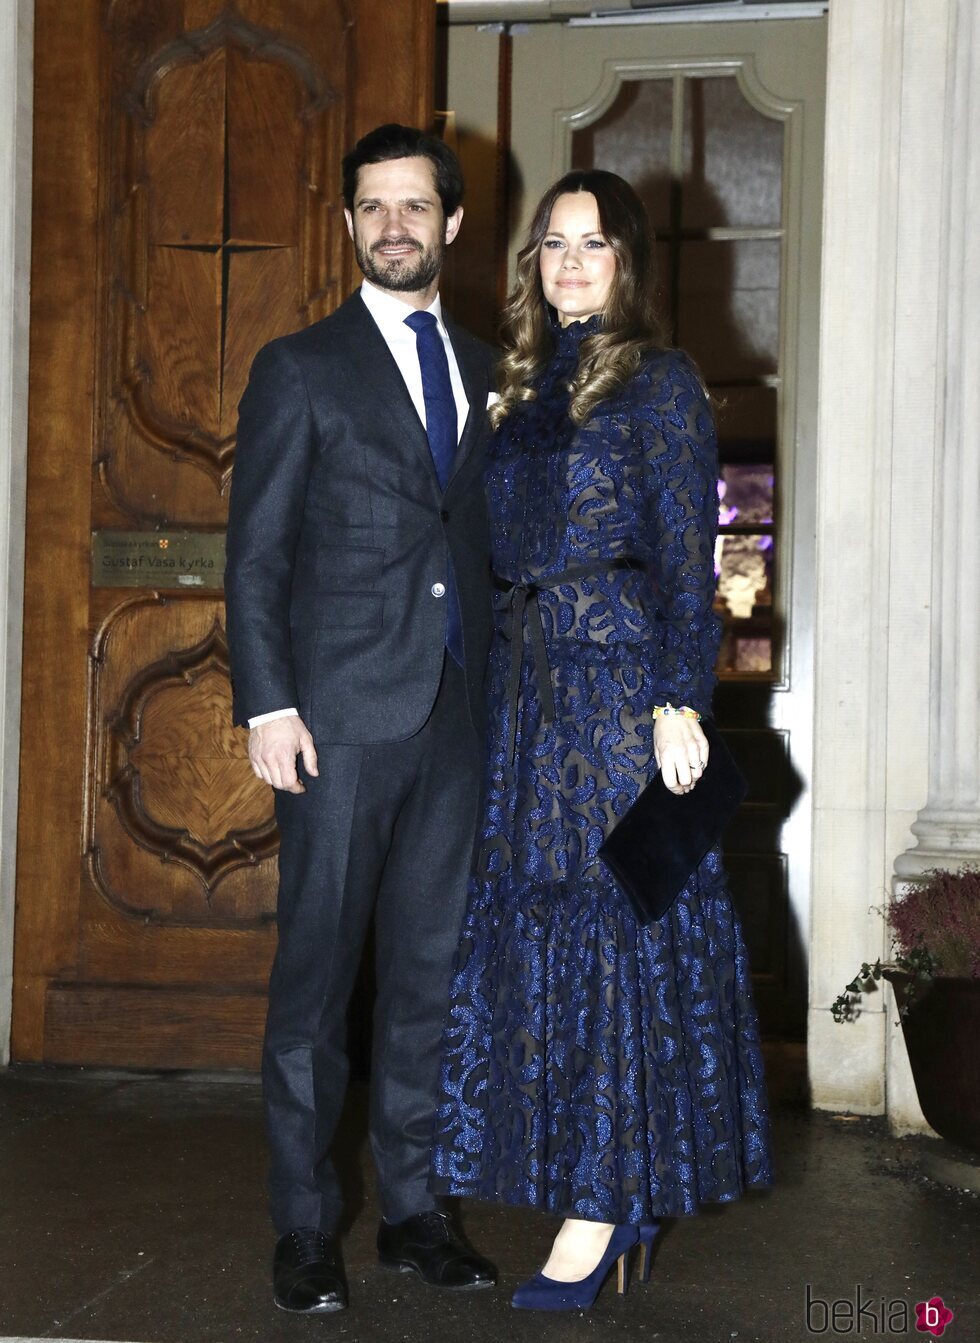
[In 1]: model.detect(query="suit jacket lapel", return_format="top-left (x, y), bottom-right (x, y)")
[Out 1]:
top-left (341, 293), bottom-right (438, 480)
top-left (446, 320), bottom-right (488, 483)
top-left (337, 293), bottom-right (487, 489)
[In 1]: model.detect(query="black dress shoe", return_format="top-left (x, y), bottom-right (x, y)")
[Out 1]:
top-left (273, 1227), bottom-right (348, 1313)
top-left (377, 1210), bottom-right (497, 1290)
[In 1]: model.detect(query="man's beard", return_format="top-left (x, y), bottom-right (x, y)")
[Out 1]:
top-left (355, 233), bottom-right (444, 292)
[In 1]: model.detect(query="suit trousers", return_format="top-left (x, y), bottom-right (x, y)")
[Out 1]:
top-left (263, 657), bottom-right (482, 1234)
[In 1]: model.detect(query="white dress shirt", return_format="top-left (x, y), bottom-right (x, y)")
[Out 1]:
top-left (358, 278), bottom-right (469, 441)
top-left (248, 281), bottom-right (469, 729)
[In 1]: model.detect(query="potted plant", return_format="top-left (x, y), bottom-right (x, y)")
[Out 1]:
top-left (832, 866), bottom-right (980, 1153)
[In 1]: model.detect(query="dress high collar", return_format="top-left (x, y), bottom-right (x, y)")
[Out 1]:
top-left (553, 312), bottom-right (603, 353)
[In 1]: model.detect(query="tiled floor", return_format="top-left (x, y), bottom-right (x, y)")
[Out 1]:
top-left (0, 1062), bottom-right (976, 1343)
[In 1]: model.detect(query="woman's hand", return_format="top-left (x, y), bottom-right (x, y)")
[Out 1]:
top-left (654, 714), bottom-right (709, 795)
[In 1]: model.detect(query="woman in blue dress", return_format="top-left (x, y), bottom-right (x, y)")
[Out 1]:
top-left (430, 170), bottom-right (772, 1311)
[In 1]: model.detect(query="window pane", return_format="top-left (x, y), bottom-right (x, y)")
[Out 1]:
top-left (716, 531), bottom-right (773, 618)
top-left (571, 77), bottom-right (675, 230)
top-left (732, 637), bottom-right (772, 674)
top-left (683, 76), bottom-right (783, 229)
top-left (720, 464), bottom-right (774, 525)
top-left (715, 531), bottom-right (774, 675)
top-left (678, 240), bottom-right (780, 379)
top-left (715, 386), bottom-right (777, 461)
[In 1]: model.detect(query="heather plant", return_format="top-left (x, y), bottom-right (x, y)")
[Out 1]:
top-left (832, 866), bottom-right (980, 1023)
top-left (888, 866), bottom-right (980, 977)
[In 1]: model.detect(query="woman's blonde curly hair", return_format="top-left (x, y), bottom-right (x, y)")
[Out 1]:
top-left (492, 169), bottom-right (669, 429)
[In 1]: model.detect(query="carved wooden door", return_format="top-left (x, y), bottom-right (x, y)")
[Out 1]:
top-left (13, 0), bottom-right (433, 1068)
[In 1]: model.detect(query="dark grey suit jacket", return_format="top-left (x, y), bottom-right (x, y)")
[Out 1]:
top-left (225, 291), bottom-right (495, 744)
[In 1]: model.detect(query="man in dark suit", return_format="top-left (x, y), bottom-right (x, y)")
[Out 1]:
top-left (225, 124), bottom-right (496, 1314)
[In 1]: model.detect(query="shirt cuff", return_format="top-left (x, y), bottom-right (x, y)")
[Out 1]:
top-left (247, 707), bottom-right (299, 729)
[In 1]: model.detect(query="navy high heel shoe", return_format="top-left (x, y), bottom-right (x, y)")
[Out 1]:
top-left (511, 1225), bottom-right (640, 1312)
top-left (637, 1221), bottom-right (661, 1284)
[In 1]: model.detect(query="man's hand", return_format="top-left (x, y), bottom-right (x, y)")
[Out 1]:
top-left (654, 715), bottom-right (708, 796)
top-left (248, 716), bottom-right (318, 794)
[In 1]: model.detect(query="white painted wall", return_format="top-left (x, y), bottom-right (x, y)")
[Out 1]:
top-left (0, 0), bottom-right (32, 1066)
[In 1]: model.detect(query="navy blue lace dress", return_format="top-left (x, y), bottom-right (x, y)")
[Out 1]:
top-left (430, 317), bottom-right (773, 1224)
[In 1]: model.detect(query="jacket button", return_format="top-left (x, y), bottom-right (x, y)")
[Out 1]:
top-left (440, 509), bottom-right (449, 522)
top-left (431, 582), bottom-right (446, 598)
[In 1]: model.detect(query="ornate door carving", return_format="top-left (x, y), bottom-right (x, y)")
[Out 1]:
top-left (14, 0), bottom-right (433, 1067)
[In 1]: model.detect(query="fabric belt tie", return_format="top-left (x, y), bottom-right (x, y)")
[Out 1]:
top-left (492, 557), bottom-right (644, 765)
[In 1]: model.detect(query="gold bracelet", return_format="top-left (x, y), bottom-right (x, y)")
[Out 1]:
top-left (652, 702), bottom-right (702, 722)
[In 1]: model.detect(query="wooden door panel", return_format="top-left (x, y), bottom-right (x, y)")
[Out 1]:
top-left (222, 249), bottom-right (301, 436)
top-left (143, 247), bottom-right (224, 436)
top-left (44, 986), bottom-right (270, 1070)
top-left (14, 0), bottom-right (434, 1068)
top-left (227, 52), bottom-right (304, 244)
top-left (101, 8), bottom-right (347, 523)
top-left (145, 50), bottom-right (227, 245)
top-left (89, 595), bottom-right (277, 925)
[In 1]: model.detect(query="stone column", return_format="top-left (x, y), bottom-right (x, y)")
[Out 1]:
top-left (0, 0), bottom-right (33, 1065)
top-left (808, 0), bottom-right (954, 1122)
top-left (894, 0), bottom-right (980, 878)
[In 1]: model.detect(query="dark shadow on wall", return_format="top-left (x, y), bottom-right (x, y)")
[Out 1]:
top-left (439, 131), bottom-right (524, 347)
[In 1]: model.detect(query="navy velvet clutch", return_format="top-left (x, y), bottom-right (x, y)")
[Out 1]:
top-left (599, 718), bottom-right (748, 926)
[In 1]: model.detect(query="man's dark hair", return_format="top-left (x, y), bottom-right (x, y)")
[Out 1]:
top-left (342, 124), bottom-right (464, 216)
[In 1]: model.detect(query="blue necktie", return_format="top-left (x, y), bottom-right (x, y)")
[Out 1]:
top-left (404, 310), bottom-right (464, 665)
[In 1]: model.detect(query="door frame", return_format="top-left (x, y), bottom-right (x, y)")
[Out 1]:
top-left (0, 0), bottom-right (33, 1067)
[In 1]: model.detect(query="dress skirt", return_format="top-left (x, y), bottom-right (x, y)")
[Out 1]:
top-left (429, 631), bottom-right (773, 1224)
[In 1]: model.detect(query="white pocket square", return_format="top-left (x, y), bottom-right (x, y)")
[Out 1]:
top-left (487, 392), bottom-right (500, 407)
